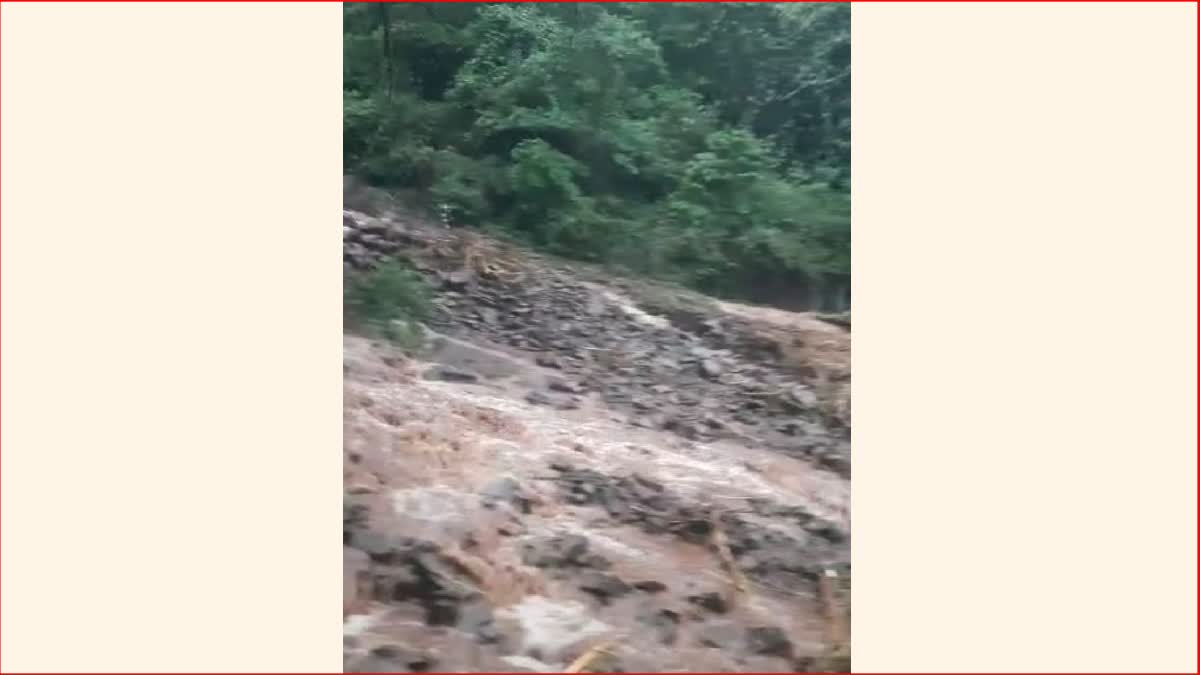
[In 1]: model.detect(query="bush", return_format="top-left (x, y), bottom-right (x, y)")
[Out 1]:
top-left (345, 259), bottom-right (433, 351)
top-left (343, 3), bottom-right (850, 304)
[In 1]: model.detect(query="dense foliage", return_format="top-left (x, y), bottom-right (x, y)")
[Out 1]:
top-left (345, 259), bottom-right (433, 350)
top-left (344, 3), bottom-right (849, 306)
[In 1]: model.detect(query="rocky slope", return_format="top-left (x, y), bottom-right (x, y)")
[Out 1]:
top-left (343, 204), bottom-right (851, 672)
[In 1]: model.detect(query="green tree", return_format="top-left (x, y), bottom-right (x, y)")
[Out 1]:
top-left (343, 2), bottom-right (850, 309)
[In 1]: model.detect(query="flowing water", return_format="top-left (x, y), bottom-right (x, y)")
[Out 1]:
top-left (344, 333), bottom-right (849, 672)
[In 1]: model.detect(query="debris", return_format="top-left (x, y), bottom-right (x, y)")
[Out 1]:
top-left (564, 641), bottom-right (616, 673)
top-left (423, 366), bottom-right (479, 383)
top-left (746, 626), bottom-right (793, 658)
top-left (818, 568), bottom-right (851, 668)
top-left (710, 515), bottom-right (750, 605)
top-left (687, 591), bottom-right (729, 614)
top-left (342, 207), bottom-right (850, 672)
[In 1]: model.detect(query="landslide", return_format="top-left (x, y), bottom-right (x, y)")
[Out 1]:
top-left (343, 201), bottom-right (851, 673)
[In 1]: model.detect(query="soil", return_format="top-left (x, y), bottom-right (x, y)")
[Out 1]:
top-left (343, 205), bottom-right (850, 672)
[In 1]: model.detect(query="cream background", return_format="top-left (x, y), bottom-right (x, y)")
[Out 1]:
top-left (1, 3), bottom-right (344, 672)
top-left (854, 2), bottom-right (1197, 672)
top-left (0, 1), bottom-right (1195, 672)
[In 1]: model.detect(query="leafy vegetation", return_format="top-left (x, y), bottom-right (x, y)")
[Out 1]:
top-left (344, 3), bottom-right (849, 307)
top-left (344, 259), bottom-right (433, 350)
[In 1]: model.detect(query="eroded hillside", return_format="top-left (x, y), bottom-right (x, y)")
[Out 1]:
top-left (343, 205), bottom-right (850, 672)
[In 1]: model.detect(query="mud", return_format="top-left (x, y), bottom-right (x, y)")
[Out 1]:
top-left (343, 208), bottom-right (850, 672)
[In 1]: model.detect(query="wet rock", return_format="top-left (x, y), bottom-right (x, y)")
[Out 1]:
top-left (687, 591), bottom-right (729, 614)
top-left (820, 452), bottom-right (851, 477)
top-left (638, 607), bottom-right (680, 645)
top-left (370, 563), bottom-right (422, 601)
top-left (548, 378), bottom-right (582, 394)
top-left (746, 626), bottom-right (793, 658)
top-left (423, 365), bottom-right (479, 383)
top-left (786, 384), bottom-right (818, 409)
top-left (792, 656), bottom-right (820, 672)
top-left (480, 476), bottom-right (531, 513)
top-left (500, 655), bottom-right (553, 672)
top-left (440, 269), bottom-right (472, 290)
top-left (549, 468), bottom-right (727, 549)
top-left (806, 523), bottom-right (847, 544)
top-left (776, 420), bottom-right (804, 436)
top-left (632, 473), bottom-right (664, 492)
top-left (555, 396), bottom-right (582, 411)
top-left (480, 476), bottom-right (520, 503)
top-left (661, 416), bottom-right (701, 440)
top-left (548, 458), bottom-right (576, 472)
top-left (478, 307), bottom-right (499, 325)
top-left (353, 537), bottom-right (486, 629)
top-left (426, 597), bottom-right (460, 625)
top-left (496, 520), bottom-right (526, 537)
top-left (360, 645), bottom-right (437, 673)
top-left (669, 518), bottom-right (714, 544)
top-left (353, 532), bottom-right (404, 563)
top-left (697, 622), bottom-right (742, 649)
top-left (458, 602), bottom-right (504, 645)
top-left (579, 554), bottom-right (613, 570)
top-left (631, 396), bottom-right (655, 412)
top-left (818, 652), bottom-right (852, 673)
top-left (343, 499), bottom-right (369, 533)
top-left (521, 534), bottom-right (594, 568)
top-left (733, 411), bottom-right (761, 426)
top-left (699, 358), bottom-right (724, 379)
top-left (525, 390), bottom-right (553, 406)
top-left (633, 580), bottom-right (667, 593)
top-left (578, 571), bottom-right (632, 603)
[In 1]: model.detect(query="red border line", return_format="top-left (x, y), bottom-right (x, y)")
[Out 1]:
top-left (0, 1), bottom-right (1196, 674)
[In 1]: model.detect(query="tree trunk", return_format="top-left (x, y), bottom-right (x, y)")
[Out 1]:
top-left (377, 3), bottom-right (393, 101)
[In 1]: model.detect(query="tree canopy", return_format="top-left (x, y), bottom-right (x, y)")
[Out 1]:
top-left (344, 3), bottom-right (849, 306)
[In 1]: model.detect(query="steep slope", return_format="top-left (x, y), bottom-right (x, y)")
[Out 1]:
top-left (343, 207), bottom-right (850, 672)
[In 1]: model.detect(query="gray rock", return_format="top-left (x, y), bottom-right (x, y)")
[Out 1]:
top-left (697, 621), bottom-right (742, 649)
top-left (370, 564), bottom-right (421, 601)
top-left (440, 269), bottom-right (472, 290)
top-left (805, 522), bottom-right (847, 544)
top-left (787, 384), bottom-right (819, 409)
top-left (687, 591), bottom-right (729, 613)
top-left (458, 602), bottom-right (504, 645)
top-left (363, 644), bottom-right (437, 673)
top-left (353, 532), bottom-right (402, 563)
top-left (480, 476), bottom-right (530, 513)
top-left (579, 553), bottom-right (612, 570)
top-left (554, 396), bottom-right (582, 411)
top-left (548, 378), bottom-right (582, 394)
top-left (521, 534), bottom-right (593, 568)
top-left (423, 366), bottom-right (479, 383)
top-left (746, 626), bottom-right (793, 658)
top-left (699, 358), bottom-right (724, 379)
top-left (525, 391), bottom-right (553, 406)
top-left (578, 571), bottom-right (632, 603)
top-left (638, 607), bottom-right (680, 645)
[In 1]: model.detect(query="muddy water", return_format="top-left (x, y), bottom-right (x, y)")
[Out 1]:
top-left (344, 334), bottom-right (849, 672)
